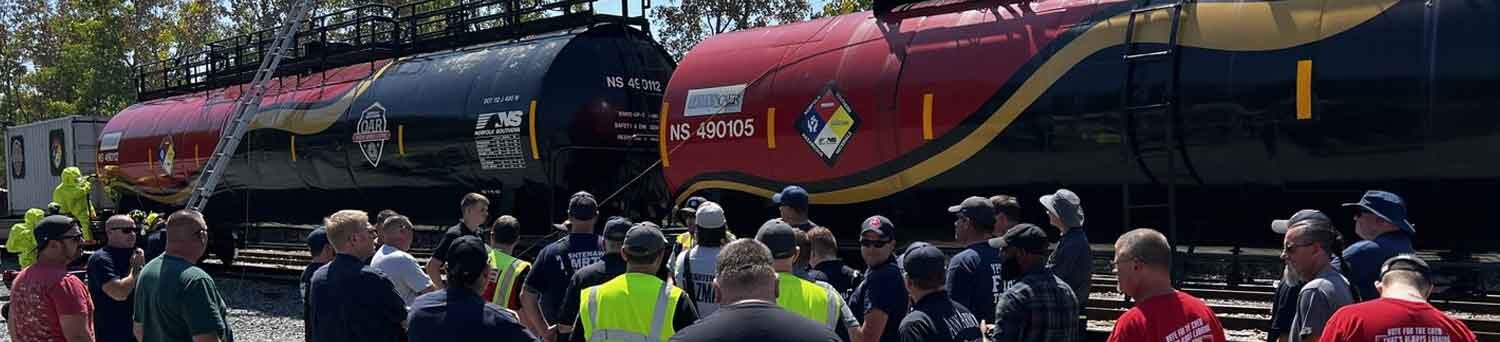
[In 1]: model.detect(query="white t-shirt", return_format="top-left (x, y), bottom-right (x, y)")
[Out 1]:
top-left (372, 244), bottom-right (433, 305)
top-left (674, 245), bottom-right (722, 316)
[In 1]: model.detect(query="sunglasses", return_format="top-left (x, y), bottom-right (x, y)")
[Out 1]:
top-left (59, 233), bottom-right (84, 242)
top-left (109, 227), bottom-right (136, 233)
top-left (859, 239), bottom-right (891, 248)
top-left (1283, 241), bottom-right (1315, 253)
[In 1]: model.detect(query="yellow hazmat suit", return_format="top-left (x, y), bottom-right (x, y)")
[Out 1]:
top-left (53, 167), bottom-right (95, 241)
top-left (6, 208), bottom-right (47, 268)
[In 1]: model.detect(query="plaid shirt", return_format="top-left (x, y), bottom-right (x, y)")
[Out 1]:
top-left (989, 269), bottom-right (1080, 342)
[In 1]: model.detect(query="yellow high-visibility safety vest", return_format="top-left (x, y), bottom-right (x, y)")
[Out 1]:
top-left (776, 272), bottom-right (841, 330)
top-left (488, 250), bottom-right (531, 308)
top-left (580, 273), bottom-right (685, 342)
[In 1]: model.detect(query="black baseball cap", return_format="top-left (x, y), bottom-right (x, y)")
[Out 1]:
top-left (1271, 209), bottom-right (1332, 234)
top-left (1380, 254), bottom-right (1431, 279)
top-left (569, 191), bottom-right (598, 221)
top-left (445, 235), bottom-right (490, 280)
top-left (756, 219), bottom-right (798, 259)
top-left (996, 223), bottom-right (1049, 253)
top-left (34, 215), bottom-right (80, 251)
top-left (949, 196), bottom-right (997, 227)
top-left (306, 227), bottom-right (329, 256)
top-left (901, 243), bottom-right (947, 281)
top-left (624, 223), bottom-right (667, 257)
top-left (860, 215), bottom-right (896, 241)
top-left (603, 216), bottom-right (633, 241)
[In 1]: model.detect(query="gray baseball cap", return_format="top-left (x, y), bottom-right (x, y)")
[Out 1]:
top-left (623, 223), bottom-right (667, 257)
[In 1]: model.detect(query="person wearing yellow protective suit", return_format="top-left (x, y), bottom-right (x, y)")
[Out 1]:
top-left (53, 166), bottom-right (96, 243)
top-left (6, 208), bottom-right (47, 268)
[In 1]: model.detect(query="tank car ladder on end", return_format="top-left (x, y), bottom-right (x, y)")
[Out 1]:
top-left (1118, 0), bottom-right (1203, 281)
top-left (184, 0), bottom-right (317, 212)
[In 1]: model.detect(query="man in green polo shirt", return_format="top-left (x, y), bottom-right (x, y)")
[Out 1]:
top-left (133, 210), bottom-right (234, 342)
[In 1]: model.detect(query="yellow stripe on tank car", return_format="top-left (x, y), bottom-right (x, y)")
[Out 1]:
top-left (674, 0), bottom-right (1401, 206)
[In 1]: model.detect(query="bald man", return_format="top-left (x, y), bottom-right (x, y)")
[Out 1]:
top-left (1107, 229), bottom-right (1225, 342)
top-left (89, 215), bottom-right (145, 342)
top-left (133, 210), bottom-right (234, 342)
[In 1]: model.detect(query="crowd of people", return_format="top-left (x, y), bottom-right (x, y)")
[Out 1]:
top-left (0, 185), bottom-right (1483, 342)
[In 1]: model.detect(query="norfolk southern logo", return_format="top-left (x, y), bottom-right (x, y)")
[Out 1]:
top-left (797, 84), bottom-right (860, 165)
top-left (352, 103), bottom-right (392, 167)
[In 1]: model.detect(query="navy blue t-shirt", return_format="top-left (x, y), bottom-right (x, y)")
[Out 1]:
top-left (408, 288), bottom-right (540, 342)
top-left (1338, 232), bottom-right (1414, 302)
top-left (87, 247), bottom-right (137, 342)
top-left (301, 261), bottom-right (327, 342)
top-left (310, 254), bottom-right (408, 342)
top-left (851, 256), bottom-right (909, 342)
top-left (945, 241), bottom-right (1002, 323)
top-left (900, 291), bottom-right (982, 342)
top-left (523, 233), bottom-right (605, 324)
top-left (810, 260), bottom-right (860, 300)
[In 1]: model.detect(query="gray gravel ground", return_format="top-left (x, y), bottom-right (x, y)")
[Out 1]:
top-left (0, 257), bottom-right (306, 341)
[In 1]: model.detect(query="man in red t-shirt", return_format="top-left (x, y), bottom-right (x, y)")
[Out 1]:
top-left (1319, 255), bottom-right (1477, 342)
top-left (6, 215), bottom-right (95, 342)
top-left (1107, 228), bottom-right (1227, 342)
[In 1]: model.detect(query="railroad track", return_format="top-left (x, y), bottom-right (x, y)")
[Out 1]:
top-left (213, 245), bottom-right (1500, 340)
top-left (1086, 275), bottom-right (1500, 340)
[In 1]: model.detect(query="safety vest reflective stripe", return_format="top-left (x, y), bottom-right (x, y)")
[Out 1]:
top-left (824, 287), bottom-right (839, 331)
top-left (582, 273), bottom-right (680, 342)
top-left (489, 250), bottom-right (530, 307)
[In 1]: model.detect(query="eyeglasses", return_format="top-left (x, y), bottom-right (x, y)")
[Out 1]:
top-left (1283, 241), bottom-right (1315, 253)
top-left (1110, 256), bottom-right (1141, 271)
top-left (859, 239), bottom-right (891, 248)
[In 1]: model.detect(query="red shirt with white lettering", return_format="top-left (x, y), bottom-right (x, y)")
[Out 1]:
top-left (1318, 297), bottom-right (1477, 342)
top-left (1108, 291), bottom-right (1226, 342)
top-left (10, 263), bottom-right (95, 342)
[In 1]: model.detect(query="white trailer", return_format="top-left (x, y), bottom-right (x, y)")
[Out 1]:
top-left (4, 116), bottom-right (114, 217)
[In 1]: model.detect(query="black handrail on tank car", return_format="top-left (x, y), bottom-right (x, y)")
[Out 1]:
top-left (133, 0), bottom-right (649, 102)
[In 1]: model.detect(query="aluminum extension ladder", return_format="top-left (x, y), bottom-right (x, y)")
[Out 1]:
top-left (184, 0), bottom-right (317, 211)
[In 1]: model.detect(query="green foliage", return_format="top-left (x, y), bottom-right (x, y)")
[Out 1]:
top-left (649, 0), bottom-right (811, 60)
top-left (814, 0), bottom-right (872, 18)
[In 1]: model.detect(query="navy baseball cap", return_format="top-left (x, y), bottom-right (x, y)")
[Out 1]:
top-left (901, 243), bottom-right (947, 281)
top-left (679, 196), bottom-right (708, 214)
top-left (603, 216), bottom-right (633, 241)
top-left (1343, 190), bottom-right (1414, 235)
top-left (773, 185), bottom-right (810, 210)
top-left (860, 215), bottom-right (896, 241)
top-left (307, 227), bottom-right (329, 256)
top-left (569, 191), bottom-right (598, 221)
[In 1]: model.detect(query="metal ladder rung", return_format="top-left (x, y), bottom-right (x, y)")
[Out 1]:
top-left (1127, 203), bottom-right (1172, 210)
top-left (1125, 50), bottom-right (1172, 61)
top-left (1131, 3), bottom-right (1182, 14)
top-left (1124, 103), bottom-right (1171, 112)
